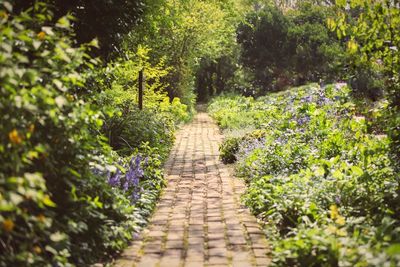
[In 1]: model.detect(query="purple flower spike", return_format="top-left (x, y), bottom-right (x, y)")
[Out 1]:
top-left (108, 169), bottom-right (122, 187)
top-left (335, 196), bottom-right (341, 205)
top-left (109, 154), bottom-right (146, 202)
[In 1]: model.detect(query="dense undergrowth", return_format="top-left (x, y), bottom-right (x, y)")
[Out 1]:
top-left (0, 3), bottom-right (189, 266)
top-left (1, 0), bottom-right (399, 265)
top-left (209, 83), bottom-right (400, 266)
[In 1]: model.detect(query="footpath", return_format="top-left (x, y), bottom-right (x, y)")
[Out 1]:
top-left (114, 112), bottom-right (270, 267)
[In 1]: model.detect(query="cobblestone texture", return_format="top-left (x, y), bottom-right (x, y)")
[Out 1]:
top-left (114, 112), bottom-right (270, 267)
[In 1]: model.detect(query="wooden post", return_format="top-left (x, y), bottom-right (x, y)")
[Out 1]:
top-left (138, 69), bottom-right (144, 110)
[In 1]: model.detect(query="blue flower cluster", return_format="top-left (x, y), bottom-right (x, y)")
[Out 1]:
top-left (108, 169), bottom-right (122, 187)
top-left (238, 137), bottom-right (266, 158)
top-left (296, 115), bottom-right (311, 126)
top-left (108, 155), bottom-right (147, 202)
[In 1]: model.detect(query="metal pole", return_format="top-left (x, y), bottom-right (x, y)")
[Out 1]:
top-left (138, 69), bottom-right (144, 110)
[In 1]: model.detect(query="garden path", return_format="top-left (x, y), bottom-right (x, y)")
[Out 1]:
top-left (114, 111), bottom-right (270, 267)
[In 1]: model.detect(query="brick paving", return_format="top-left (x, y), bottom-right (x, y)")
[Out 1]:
top-left (114, 112), bottom-right (270, 267)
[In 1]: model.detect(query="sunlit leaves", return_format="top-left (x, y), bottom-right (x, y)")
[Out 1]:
top-left (125, 0), bottom-right (244, 105)
top-left (335, 0), bottom-right (346, 8)
top-left (55, 16), bottom-right (70, 29)
top-left (347, 39), bottom-right (358, 54)
top-left (387, 244), bottom-right (400, 256)
top-left (0, 2), bottom-right (135, 265)
top-left (330, 0), bottom-right (400, 170)
top-left (209, 82), bottom-right (398, 265)
top-left (326, 17), bottom-right (336, 31)
top-left (331, 0), bottom-right (400, 80)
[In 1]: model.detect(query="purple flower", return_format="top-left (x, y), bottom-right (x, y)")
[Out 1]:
top-left (296, 115), bottom-right (310, 126)
top-left (132, 190), bottom-right (140, 202)
top-left (301, 95), bottom-right (313, 103)
top-left (109, 154), bottom-right (146, 202)
top-left (335, 82), bottom-right (347, 90)
top-left (108, 169), bottom-right (122, 187)
top-left (239, 137), bottom-right (266, 158)
top-left (125, 155), bottom-right (145, 202)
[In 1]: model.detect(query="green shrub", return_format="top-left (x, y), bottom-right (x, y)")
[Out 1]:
top-left (95, 46), bottom-right (189, 159)
top-left (208, 95), bottom-right (265, 129)
top-left (0, 2), bottom-right (177, 265)
top-left (159, 97), bottom-right (191, 124)
top-left (209, 83), bottom-right (400, 266)
top-left (219, 130), bottom-right (267, 164)
top-left (0, 2), bottom-right (137, 265)
top-left (219, 137), bottom-right (241, 164)
top-left (101, 105), bottom-right (175, 159)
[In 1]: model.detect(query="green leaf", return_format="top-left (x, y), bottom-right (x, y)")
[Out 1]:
top-left (327, 18), bottom-right (336, 31)
top-left (95, 118), bottom-right (103, 127)
top-left (89, 38), bottom-right (100, 48)
top-left (351, 166), bottom-right (364, 176)
top-left (45, 245), bottom-right (58, 255)
top-left (350, 0), bottom-right (364, 8)
top-left (0, 201), bottom-right (15, 212)
top-left (314, 166), bottom-right (325, 177)
top-left (332, 169), bottom-right (344, 179)
top-left (43, 195), bottom-right (57, 207)
top-left (50, 232), bottom-right (67, 242)
top-left (3, 1), bottom-right (12, 12)
top-left (336, 0), bottom-right (346, 8)
top-left (56, 16), bottom-right (70, 29)
top-left (387, 244), bottom-right (400, 256)
top-left (23, 69), bottom-right (38, 84)
top-left (68, 168), bottom-right (82, 178)
top-left (53, 79), bottom-right (67, 92)
top-left (93, 196), bottom-right (103, 209)
top-left (347, 39), bottom-right (358, 54)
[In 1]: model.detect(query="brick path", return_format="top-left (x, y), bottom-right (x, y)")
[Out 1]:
top-left (114, 112), bottom-right (270, 267)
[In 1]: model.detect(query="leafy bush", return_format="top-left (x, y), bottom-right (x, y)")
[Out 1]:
top-left (160, 97), bottom-right (190, 124)
top-left (101, 106), bottom-right (175, 159)
top-left (0, 3), bottom-right (184, 266)
top-left (95, 46), bottom-right (189, 159)
top-left (208, 95), bottom-right (265, 129)
top-left (219, 137), bottom-right (241, 164)
top-left (0, 3), bottom-right (135, 265)
top-left (209, 83), bottom-right (400, 266)
top-left (328, 0), bottom-right (400, 169)
top-left (219, 130), bottom-right (267, 164)
top-left (106, 143), bottom-right (166, 237)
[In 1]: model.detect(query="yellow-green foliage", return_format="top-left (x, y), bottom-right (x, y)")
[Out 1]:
top-left (0, 2), bottom-right (143, 265)
top-left (209, 83), bottom-right (400, 266)
top-left (96, 45), bottom-right (190, 158)
top-left (160, 97), bottom-right (190, 123)
top-left (124, 0), bottom-right (248, 107)
top-left (98, 45), bottom-right (190, 123)
top-left (101, 46), bottom-right (171, 107)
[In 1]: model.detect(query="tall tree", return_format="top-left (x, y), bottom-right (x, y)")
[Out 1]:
top-left (123, 0), bottom-right (246, 105)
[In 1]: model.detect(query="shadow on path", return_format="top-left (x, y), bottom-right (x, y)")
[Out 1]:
top-left (114, 112), bottom-right (270, 267)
